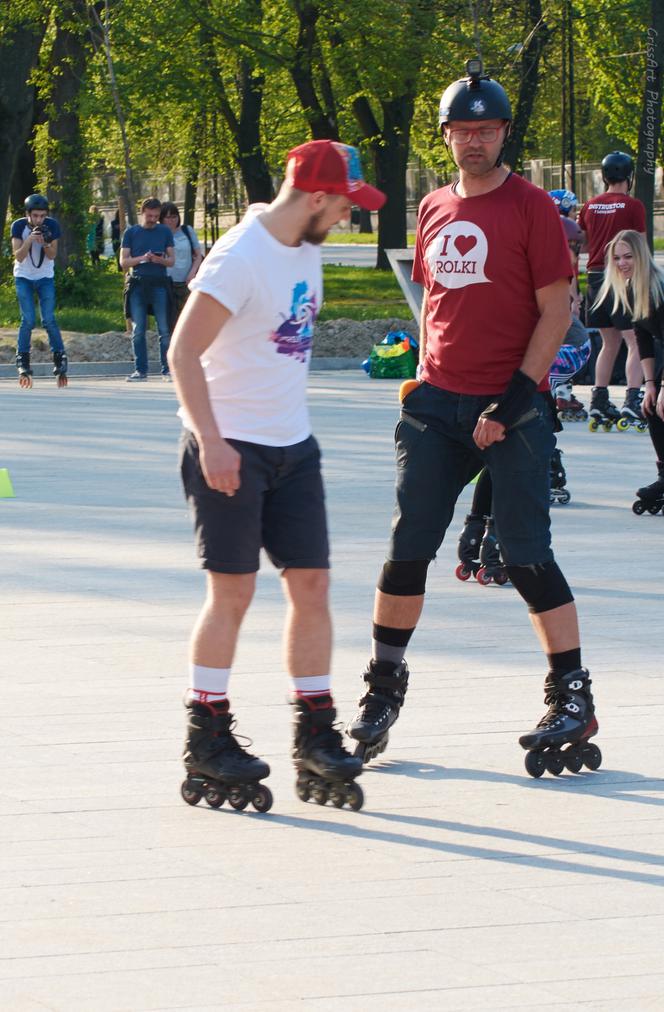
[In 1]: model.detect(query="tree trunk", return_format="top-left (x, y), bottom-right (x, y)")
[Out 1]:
top-left (372, 95), bottom-right (413, 269)
top-left (184, 116), bottom-right (204, 226)
top-left (502, 0), bottom-right (550, 170)
top-left (635, 0), bottom-right (664, 249)
top-left (47, 0), bottom-right (90, 268)
top-left (0, 21), bottom-right (46, 260)
top-left (290, 0), bottom-right (339, 139)
top-left (236, 60), bottom-right (274, 203)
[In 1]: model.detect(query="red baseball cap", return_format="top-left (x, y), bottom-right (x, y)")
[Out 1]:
top-left (286, 140), bottom-right (386, 211)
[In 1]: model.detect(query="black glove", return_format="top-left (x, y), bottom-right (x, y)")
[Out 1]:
top-left (480, 369), bottom-right (537, 430)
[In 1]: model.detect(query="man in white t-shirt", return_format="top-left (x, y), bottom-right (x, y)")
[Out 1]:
top-left (11, 193), bottom-right (68, 389)
top-left (169, 140), bottom-right (385, 813)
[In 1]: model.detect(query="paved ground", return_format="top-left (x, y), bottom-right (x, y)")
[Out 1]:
top-left (1, 374), bottom-right (663, 1012)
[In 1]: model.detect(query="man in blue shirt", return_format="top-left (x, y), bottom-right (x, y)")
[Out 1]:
top-left (120, 197), bottom-right (175, 381)
top-left (11, 193), bottom-right (67, 389)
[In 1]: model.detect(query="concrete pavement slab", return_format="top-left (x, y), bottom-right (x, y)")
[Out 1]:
top-left (0, 374), bottom-right (663, 1011)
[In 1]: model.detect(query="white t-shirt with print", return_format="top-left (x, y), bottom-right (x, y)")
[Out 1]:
top-left (182, 205), bottom-right (322, 447)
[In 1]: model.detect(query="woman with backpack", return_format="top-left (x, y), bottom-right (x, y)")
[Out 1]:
top-left (159, 202), bottom-right (204, 324)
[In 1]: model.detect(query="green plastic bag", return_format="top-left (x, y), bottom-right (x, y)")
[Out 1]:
top-left (368, 343), bottom-right (417, 379)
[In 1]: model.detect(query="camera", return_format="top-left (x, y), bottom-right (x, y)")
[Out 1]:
top-left (32, 224), bottom-right (53, 244)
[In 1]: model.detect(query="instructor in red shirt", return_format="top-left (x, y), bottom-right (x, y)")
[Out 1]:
top-left (579, 151), bottom-right (646, 424)
top-left (347, 60), bottom-right (601, 780)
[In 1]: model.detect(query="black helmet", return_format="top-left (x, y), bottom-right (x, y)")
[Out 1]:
top-left (24, 193), bottom-right (49, 213)
top-left (438, 59), bottom-right (512, 129)
top-left (601, 151), bottom-right (634, 188)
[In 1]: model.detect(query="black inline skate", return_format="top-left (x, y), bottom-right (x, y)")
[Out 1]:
top-left (346, 660), bottom-right (409, 764)
top-left (293, 695), bottom-right (364, 809)
top-left (553, 381), bottom-right (587, 422)
top-left (181, 699), bottom-right (273, 812)
top-left (616, 387), bottom-right (647, 432)
top-left (549, 447), bottom-right (571, 505)
top-left (53, 350), bottom-right (68, 388)
top-left (632, 462), bottom-right (664, 515)
top-left (476, 517), bottom-right (510, 585)
top-left (16, 351), bottom-right (33, 389)
top-left (519, 668), bottom-right (601, 778)
top-left (455, 513), bottom-right (484, 581)
top-left (588, 386), bottom-right (621, 432)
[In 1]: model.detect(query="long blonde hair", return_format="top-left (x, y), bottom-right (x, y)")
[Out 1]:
top-left (594, 229), bottom-right (664, 322)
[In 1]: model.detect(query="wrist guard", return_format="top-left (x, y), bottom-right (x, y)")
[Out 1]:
top-left (480, 369), bottom-right (537, 430)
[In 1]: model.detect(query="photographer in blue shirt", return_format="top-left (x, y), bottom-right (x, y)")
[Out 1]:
top-left (120, 197), bottom-right (175, 381)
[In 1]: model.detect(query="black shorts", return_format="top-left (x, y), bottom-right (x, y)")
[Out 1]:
top-left (585, 271), bottom-right (633, 330)
top-left (179, 430), bottom-right (329, 574)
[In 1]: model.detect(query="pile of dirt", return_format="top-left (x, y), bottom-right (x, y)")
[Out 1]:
top-left (0, 317), bottom-right (418, 363)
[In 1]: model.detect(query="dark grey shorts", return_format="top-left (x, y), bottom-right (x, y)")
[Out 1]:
top-left (390, 383), bottom-right (556, 567)
top-left (586, 271), bottom-right (633, 330)
top-left (180, 430), bottom-right (329, 574)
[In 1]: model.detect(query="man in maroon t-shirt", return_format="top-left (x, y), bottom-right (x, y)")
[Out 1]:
top-left (347, 61), bottom-right (601, 780)
top-left (579, 151), bottom-right (646, 423)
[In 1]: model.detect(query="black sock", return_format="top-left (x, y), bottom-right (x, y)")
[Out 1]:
top-left (372, 623), bottom-right (414, 669)
top-left (547, 648), bottom-right (582, 678)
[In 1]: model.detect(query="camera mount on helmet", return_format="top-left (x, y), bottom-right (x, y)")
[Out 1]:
top-left (601, 151), bottom-right (634, 190)
top-left (438, 59), bottom-right (513, 130)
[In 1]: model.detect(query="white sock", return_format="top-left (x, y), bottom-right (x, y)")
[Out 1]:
top-left (291, 674), bottom-right (332, 698)
top-left (188, 664), bottom-right (231, 704)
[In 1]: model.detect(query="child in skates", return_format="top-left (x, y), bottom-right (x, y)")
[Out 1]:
top-left (596, 230), bottom-right (664, 513)
top-left (169, 140), bottom-right (386, 811)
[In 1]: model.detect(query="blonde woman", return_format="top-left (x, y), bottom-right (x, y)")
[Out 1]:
top-left (597, 229), bottom-right (664, 511)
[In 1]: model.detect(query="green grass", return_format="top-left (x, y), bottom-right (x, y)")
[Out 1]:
top-left (654, 238), bottom-right (664, 251)
top-left (325, 231), bottom-right (416, 246)
top-left (0, 262), bottom-right (410, 331)
top-left (0, 266), bottom-right (126, 333)
top-left (319, 265), bottom-right (410, 320)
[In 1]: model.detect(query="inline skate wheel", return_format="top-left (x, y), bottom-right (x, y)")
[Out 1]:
top-left (582, 742), bottom-right (602, 771)
top-left (251, 784), bottom-right (273, 813)
top-left (524, 750), bottom-right (545, 778)
top-left (602, 421), bottom-right (613, 433)
top-left (295, 773), bottom-right (311, 802)
top-left (632, 500), bottom-right (646, 515)
top-left (330, 786), bottom-right (346, 808)
top-left (476, 567), bottom-right (493, 586)
top-left (544, 749), bottom-right (564, 775)
top-left (204, 785), bottom-right (225, 808)
top-left (563, 745), bottom-right (583, 773)
top-left (354, 735), bottom-right (388, 764)
top-left (455, 563), bottom-right (472, 582)
top-left (347, 783), bottom-right (364, 811)
top-left (588, 419), bottom-right (599, 432)
top-left (617, 418), bottom-right (630, 432)
top-left (637, 422), bottom-right (648, 433)
top-left (312, 784), bottom-right (329, 806)
top-left (493, 570), bottom-right (509, 586)
top-left (647, 504), bottom-right (661, 515)
top-left (181, 779), bottom-right (203, 806)
top-left (228, 786), bottom-right (249, 810)
top-left (559, 489), bottom-right (571, 505)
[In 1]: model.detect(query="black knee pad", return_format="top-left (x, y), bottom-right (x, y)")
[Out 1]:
top-left (506, 560), bottom-right (574, 614)
top-left (378, 559), bottom-right (430, 597)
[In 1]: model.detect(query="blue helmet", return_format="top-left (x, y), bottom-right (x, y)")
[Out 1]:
top-left (548, 189), bottom-right (577, 216)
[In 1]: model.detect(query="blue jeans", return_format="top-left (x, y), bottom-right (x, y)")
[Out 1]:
top-left (391, 383), bottom-right (556, 566)
top-left (128, 280), bottom-right (171, 375)
top-left (15, 277), bottom-right (64, 354)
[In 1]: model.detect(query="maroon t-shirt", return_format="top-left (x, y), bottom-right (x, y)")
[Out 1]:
top-left (578, 193), bottom-right (646, 270)
top-left (412, 173), bottom-right (571, 395)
